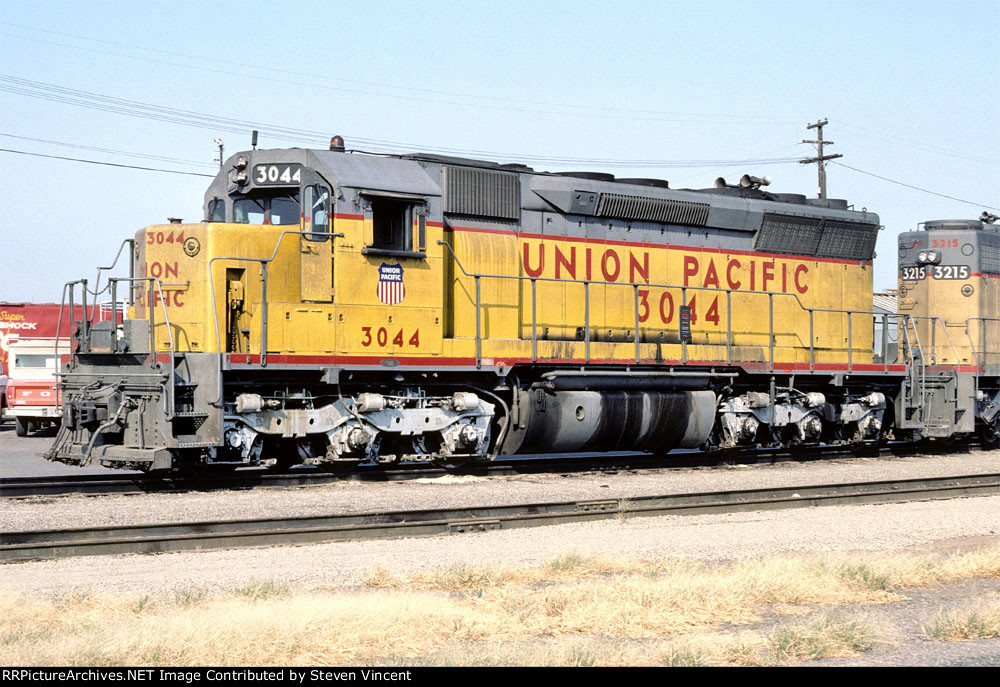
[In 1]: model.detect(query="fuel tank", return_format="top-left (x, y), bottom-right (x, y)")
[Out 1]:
top-left (501, 390), bottom-right (716, 454)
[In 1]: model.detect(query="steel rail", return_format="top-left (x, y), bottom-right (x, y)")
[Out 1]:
top-left (2, 440), bottom-right (989, 499)
top-left (0, 455), bottom-right (727, 498)
top-left (3, 473), bottom-right (997, 562)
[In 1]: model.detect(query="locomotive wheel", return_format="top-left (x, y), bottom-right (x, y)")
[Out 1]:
top-left (980, 422), bottom-right (1000, 446)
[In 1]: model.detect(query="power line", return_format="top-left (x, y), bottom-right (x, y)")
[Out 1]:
top-left (672, 143), bottom-right (805, 183)
top-left (0, 132), bottom-right (216, 168)
top-left (0, 22), bottom-right (804, 124)
top-left (0, 75), bottom-right (804, 169)
top-left (838, 121), bottom-right (998, 165)
top-left (12, 22), bottom-right (994, 172)
top-left (830, 161), bottom-right (999, 211)
top-left (0, 148), bottom-right (215, 177)
top-left (0, 31), bottom-right (797, 126)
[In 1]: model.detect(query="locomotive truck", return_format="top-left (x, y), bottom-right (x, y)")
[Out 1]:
top-left (43, 139), bottom-right (999, 471)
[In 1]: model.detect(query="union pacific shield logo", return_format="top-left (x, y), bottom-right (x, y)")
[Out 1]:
top-left (377, 263), bottom-right (405, 305)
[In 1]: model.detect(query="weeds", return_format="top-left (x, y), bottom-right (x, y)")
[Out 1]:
top-left (921, 604), bottom-right (1000, 641)
top-left (171, 588), bottom-right (206, 607)
top-left (662, 646), bottom-right (707, 666)
top-left (546, 552), bottom-right (587, 572)
top-left (767, 616), bottom-right (874, 661)
top-left (567, 645), bottom-right (598, 667)
top-left (836, 563), bottom-right (894, 592)
top-left (233, 580), bottom-right (289, 601)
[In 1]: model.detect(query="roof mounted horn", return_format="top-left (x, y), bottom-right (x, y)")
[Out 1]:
top-left (739, 174), bottom-right (771, 190)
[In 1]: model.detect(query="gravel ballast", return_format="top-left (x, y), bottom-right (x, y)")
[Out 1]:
top-left (0, 448), bottom-right (996, 598)
top-left (3, 449), bottom-right (999, 532)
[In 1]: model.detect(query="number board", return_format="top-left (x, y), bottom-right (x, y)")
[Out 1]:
top-left (901, 265), bottom-right (971, 281)
top-left (253, 164), bottom-right (303, 186)
top-left (930, 265), bottom-right (970, 280)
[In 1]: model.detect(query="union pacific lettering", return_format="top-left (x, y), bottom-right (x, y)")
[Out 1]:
top-left (682, 256), bottom-right (809, 295)
top-left (520, 239), bottom-right (811, 294)
top-left (135, 261), bottom-right (186, 307)
top-left (523, 243), bottom-right (649, 283)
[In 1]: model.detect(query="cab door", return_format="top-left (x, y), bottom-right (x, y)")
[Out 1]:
top-left (299, 172), bottom-right (333, 303)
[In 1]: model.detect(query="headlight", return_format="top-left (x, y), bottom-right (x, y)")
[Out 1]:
top-left (918, 251), bottom-right (928, 264)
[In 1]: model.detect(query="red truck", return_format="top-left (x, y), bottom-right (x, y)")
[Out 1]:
top-left (1, 302), bottom-right (119, 435)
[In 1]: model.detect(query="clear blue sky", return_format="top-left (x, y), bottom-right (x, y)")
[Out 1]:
top-left (1, 0), bottom-right (997, 301)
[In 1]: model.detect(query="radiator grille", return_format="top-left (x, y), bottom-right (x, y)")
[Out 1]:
top-left (756, 214), bottom-right (878, 260)
top-left (755, 215), bottom-right (822, 255)
top-left (443, 166), bottom-right (520, 220)
top-left (980, 233), bottom-right (1000, 274)
top-left (817, 220), bottom-right (879, 261)
top-left (594, 193), bottom-right (709, 226)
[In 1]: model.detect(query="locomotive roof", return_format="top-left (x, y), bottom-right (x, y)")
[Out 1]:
top-left (207, 147), bottom-right (880, 229)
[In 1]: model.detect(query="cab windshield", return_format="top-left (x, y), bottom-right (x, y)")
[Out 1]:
top-left (233, 192), bottom-right (300, 225)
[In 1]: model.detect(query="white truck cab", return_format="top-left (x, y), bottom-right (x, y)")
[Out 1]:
top-left (7, 340), bottom-right (67, 436)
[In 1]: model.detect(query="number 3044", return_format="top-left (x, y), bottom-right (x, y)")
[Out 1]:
top-left (361, 327), bottom-right (420, 348)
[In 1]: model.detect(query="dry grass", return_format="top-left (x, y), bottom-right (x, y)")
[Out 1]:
top-left (2, 546), bottom-right (998, 666)
top-left (767, 615), bottom-right (875, 660)
top-left (921, 599), bottom-right (1000, 641)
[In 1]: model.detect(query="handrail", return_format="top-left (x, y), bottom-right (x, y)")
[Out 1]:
top-left (110, 277), bottom-right (177, 420)
top-left (86, 238), bottom-right (136, 303)
top-left (437, 240), bottom-right (909, 371)
top-left (963, 317), bottom-right (1000, 369)
top-left (901, 315), bottom-right (966, 367)
top-left (907, 317), bottom-right (927, 411)
top-left (56, 276), bottom-right (177, 421)
top-left (962, 316), bottom-right (1000, 402)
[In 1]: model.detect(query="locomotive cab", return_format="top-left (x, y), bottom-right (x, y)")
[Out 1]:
top-left (47, 145), bottom-right (479, 471)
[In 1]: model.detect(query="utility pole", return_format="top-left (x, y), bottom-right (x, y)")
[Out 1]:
top-left (799, 119), bottom-right (843, 199)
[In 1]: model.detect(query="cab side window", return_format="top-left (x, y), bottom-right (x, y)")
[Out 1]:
top-left (362, 194), bottom-right (426, 256)
top-left (207, 198), bottom-right (226, 222)
top-left (371, 198), bottom-right (411, 252)
top-left (303, 185), bottom-right (331, 241)
top-left (311, 188), bottom-right (330, 230)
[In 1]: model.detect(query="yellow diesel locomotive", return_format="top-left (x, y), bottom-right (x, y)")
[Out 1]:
top-left (45, 140), bottom-right (999, 470)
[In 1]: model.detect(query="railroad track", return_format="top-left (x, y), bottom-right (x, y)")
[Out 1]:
top-left (0, 453), bottom-right (669, 498)
top-left (2, 440), bottom-right (982, 499)
top-left (4, 473), bottom-right (996, 563)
